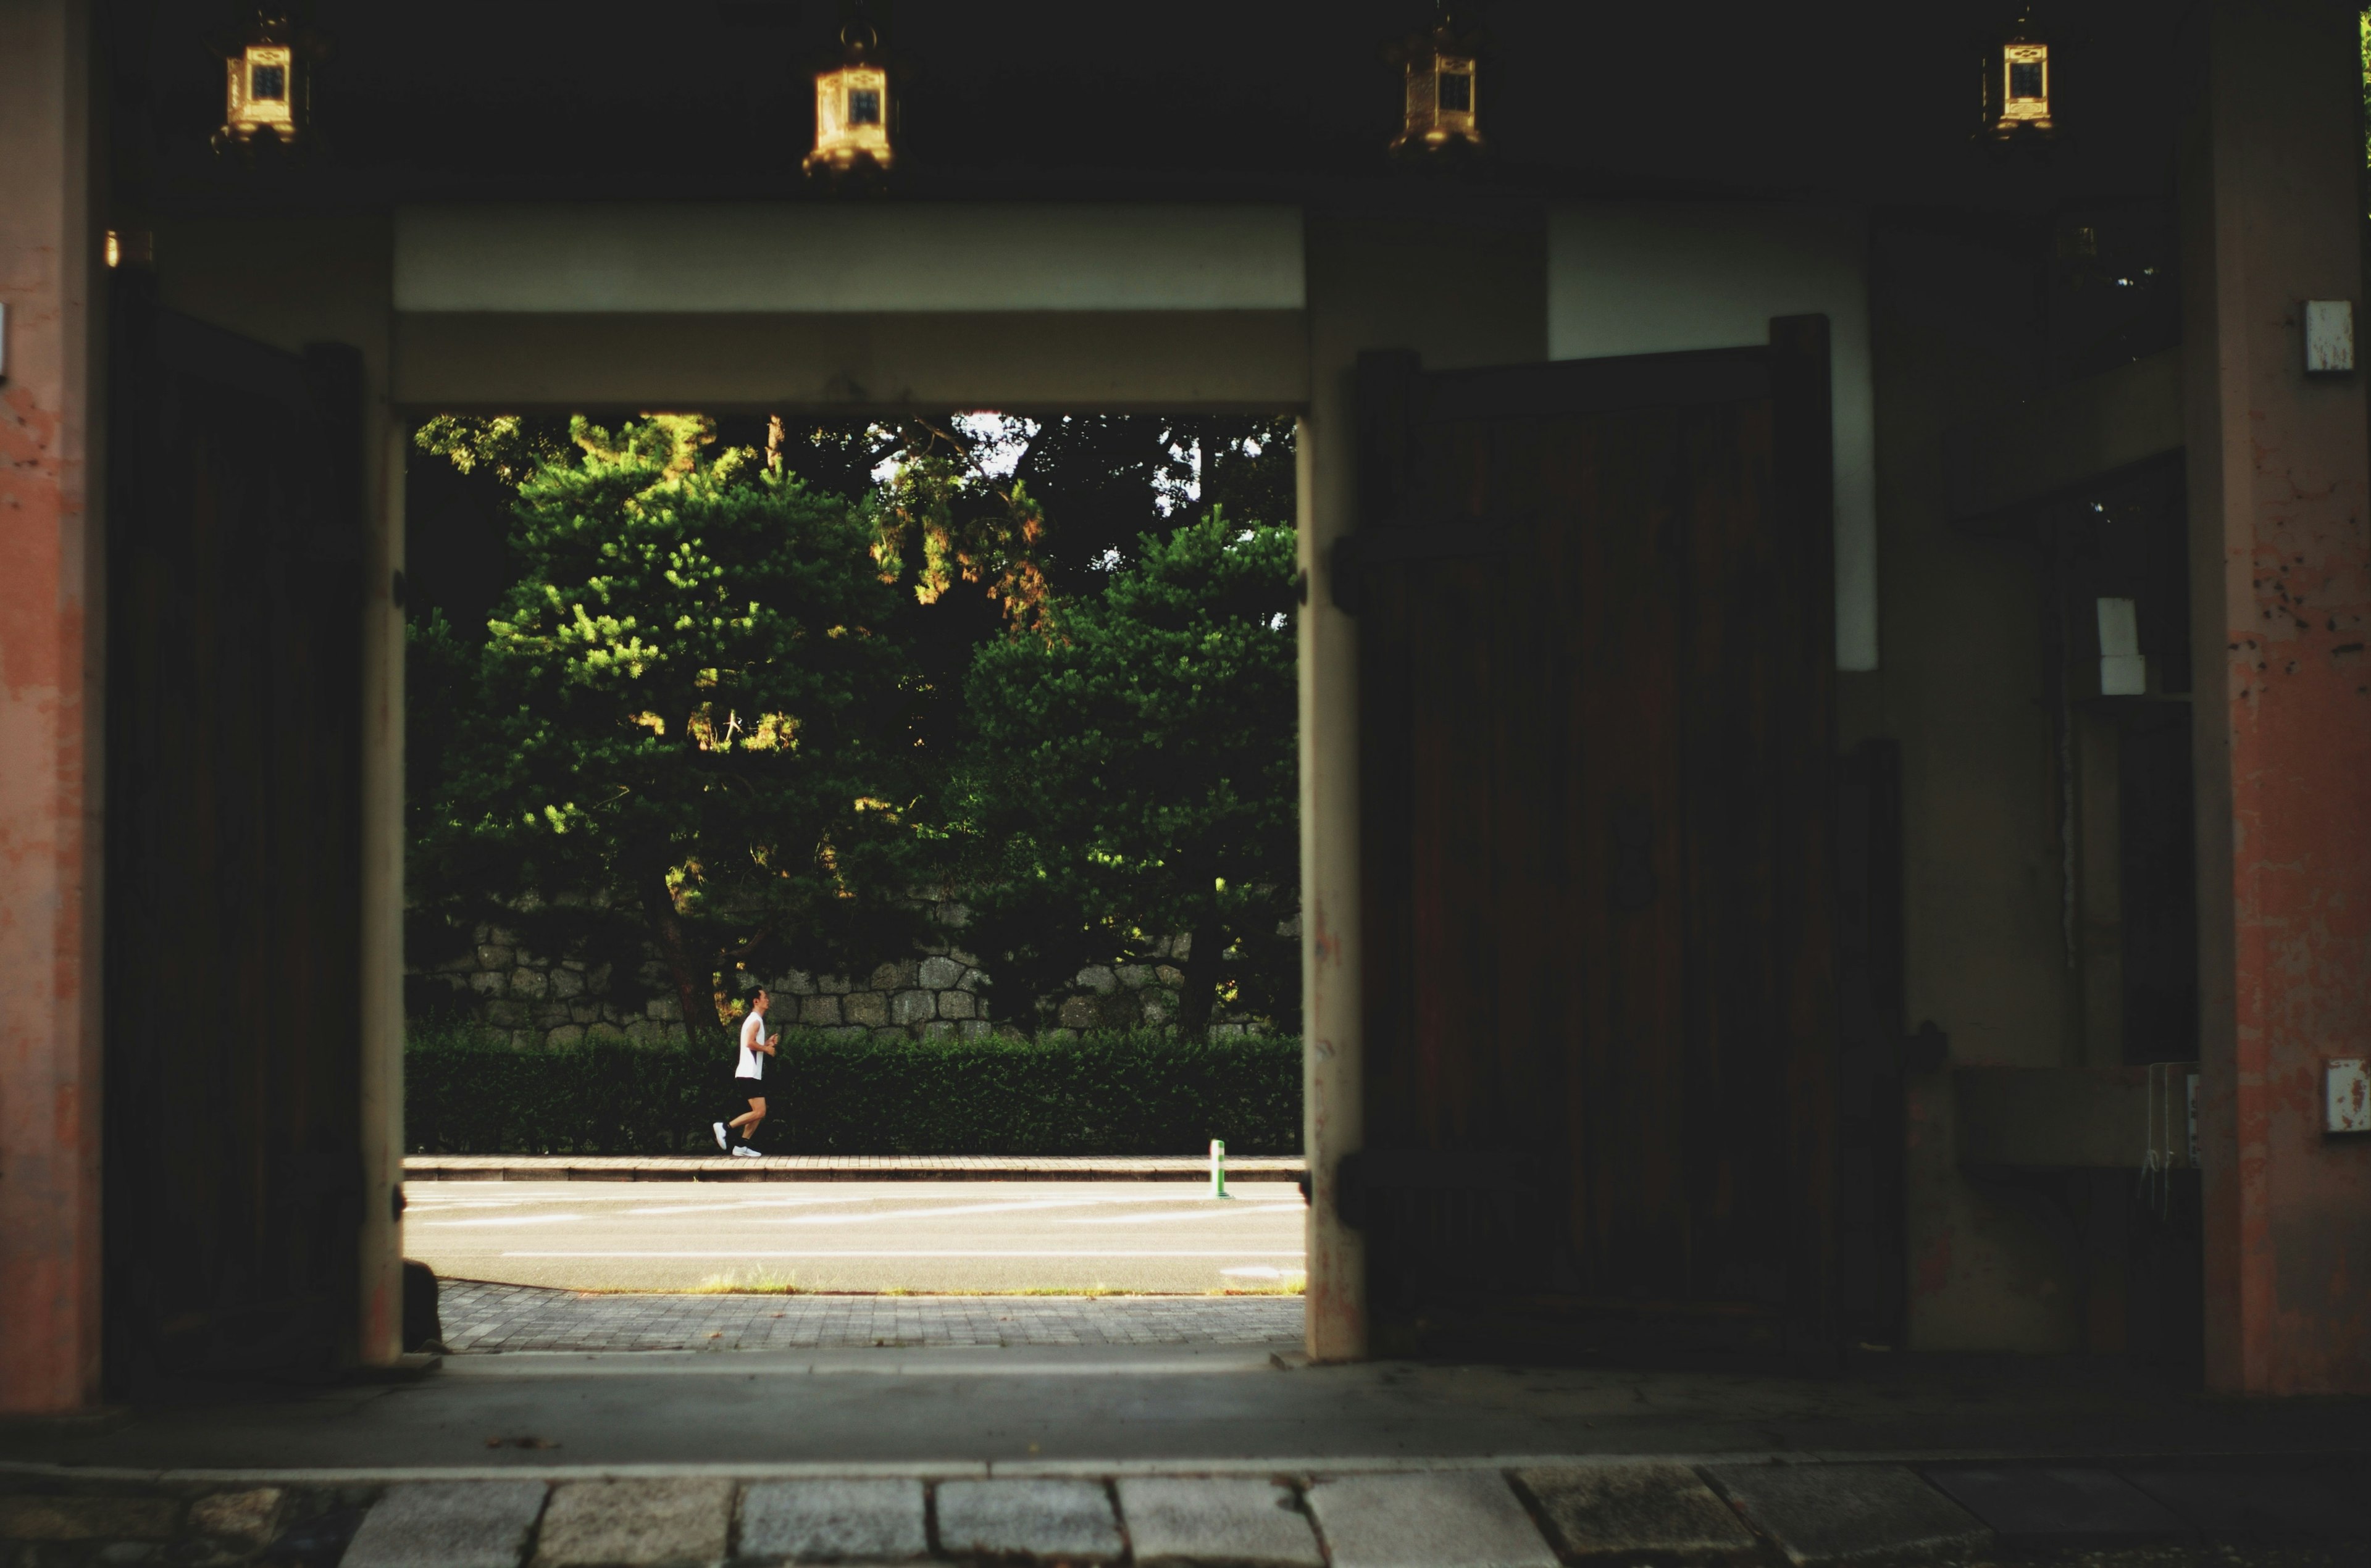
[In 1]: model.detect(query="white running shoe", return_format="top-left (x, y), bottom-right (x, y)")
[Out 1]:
top-left (712, 1122), bottom-right (730, 1151)
top-left (731, 1145), bottom-right (763, 1158)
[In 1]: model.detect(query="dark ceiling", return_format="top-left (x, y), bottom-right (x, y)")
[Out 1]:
top-left (103, 1), bottom-right (2197, 215)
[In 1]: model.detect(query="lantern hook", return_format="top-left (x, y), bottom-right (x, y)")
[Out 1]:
top-left (838, 1), bottom-right (880, 56)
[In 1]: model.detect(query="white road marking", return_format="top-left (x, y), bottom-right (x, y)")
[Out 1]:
top-left (1062, 1203), bottom-right (1302, 1225)
top-left (755, 1199), bottom-right (1109, 1225)
top-left (622, 1195), bottom-right (891, 1217)
top-left (414, 1213), bottom-right (587, 1229)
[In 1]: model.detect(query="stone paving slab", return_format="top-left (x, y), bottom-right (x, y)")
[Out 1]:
top-left (189, 1485), bottom-right (286, 1549)
top-left (438, 1278), bottom-right (1303, 1353)
top-left (1704, 1464), bottom-right (1991, 1566)
top-left (935, 1478), bottom-right (1125, 1564)
top-left (1516, 1462), bottom-right (1760, 1562)
top-left (1117, 1476), bottom-right (1325, 1567)
top-left (407, 1154), bottom-right (1305, 1183)
top-left (740, 1477), bottom-right (929, 1561)
top-left (266, 1502), bottom-right (372, 1563)
top-left (343, 1480), bottom-right (549, 1568)
top-left (533, 1478), bottom-right (732, 1567)
top-left (1923, 1465), bottom-right (2189, 1543)
top-left (1305, 1471), bottom-right (1559, 1568)
top-left (2120, 1466), bottom-right (2371, 1537)
top-left (12, 1457), bottom-right (2371, 1568)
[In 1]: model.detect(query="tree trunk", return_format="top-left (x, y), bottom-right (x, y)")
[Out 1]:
top-left (1173, 923), bottom-right (1218, 1041)
top-left (765, 414), bottom-right (785, 474)
top-left (646, 867), bottom-right (722, 1046)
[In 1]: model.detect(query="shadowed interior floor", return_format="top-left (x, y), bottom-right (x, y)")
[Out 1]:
top-left (5, 1346), bottom-right (2364, 1477)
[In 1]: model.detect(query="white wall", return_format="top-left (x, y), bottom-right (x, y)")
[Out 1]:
top-left (1549, 203), bottom-right (1878, 672)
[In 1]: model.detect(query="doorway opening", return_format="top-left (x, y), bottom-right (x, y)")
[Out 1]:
top-left (395, 409), bottom-right (1307, 1340)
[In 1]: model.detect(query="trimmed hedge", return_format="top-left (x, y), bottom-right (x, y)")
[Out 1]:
top-left (404, 1028), bottom-right (1302, 1156)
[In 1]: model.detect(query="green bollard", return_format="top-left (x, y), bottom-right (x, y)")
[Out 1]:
top-left (1210, 1138), bottom-right (1229, 1199)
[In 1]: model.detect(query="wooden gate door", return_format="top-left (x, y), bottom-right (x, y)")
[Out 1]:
top-left (102, 282), bottom-right (366, 1387)
top-left (1347, 318), bottom-right (1838, 1360)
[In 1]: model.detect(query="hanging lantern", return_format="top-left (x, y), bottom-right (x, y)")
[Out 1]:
top-left (805, 11), bottom-right (893, 180)
top-left (1388, 10), bottom-right (1485, 159)
top-left (1981, 6), bottom-right (2054, 144)
top-left (212, 10), bottom-right (316, 154)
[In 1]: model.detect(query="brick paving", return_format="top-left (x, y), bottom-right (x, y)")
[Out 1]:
top-left (435, 1278), bottom-right (1305, 1352)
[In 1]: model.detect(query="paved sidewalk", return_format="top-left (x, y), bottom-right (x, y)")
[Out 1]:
top-left (438, 1279), bottom-right (1305, 1353)
top-left (2, 1457), bottom-right (2364, 1566)
top-left (406, 1153), bottom-right (1305, 1183)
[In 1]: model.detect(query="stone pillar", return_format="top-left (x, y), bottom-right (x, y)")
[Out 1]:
top-left (2180, 0), bottom-right (2371, 1395)
top-left (1298, 406), bottom-right (1366, 1362)
top-left (0, 0), bottom-right (102, 1414)
top-left (358, 422), bottom-right (407, 1365)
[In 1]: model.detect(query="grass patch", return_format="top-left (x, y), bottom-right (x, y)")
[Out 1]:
top-left (1007, 1285), bottom-right (1124, 1297)
top-left (685, 1270), bottom-right (802, 1295)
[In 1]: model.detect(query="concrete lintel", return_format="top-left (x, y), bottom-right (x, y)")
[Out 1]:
top-left (390, 309), bottom-right (1308, 412)
top-left (395, 202), bottom-right (1306, 315)
top-left (1943, 348), bottom-right (2183, 527)
top-left (1954, 1066), bottom-right (2198, 1170)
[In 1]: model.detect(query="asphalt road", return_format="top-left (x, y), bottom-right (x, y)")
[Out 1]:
top-left (403, 1180), bottom-right (1308, 1293)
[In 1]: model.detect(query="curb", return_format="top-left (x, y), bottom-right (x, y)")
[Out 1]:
top-left (1, 1447), bottom-right (2357, 1486)
top-left (403, 1155), bottom-right (1307, 1183)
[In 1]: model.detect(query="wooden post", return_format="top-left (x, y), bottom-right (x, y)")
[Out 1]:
top-left (1300, 406), bottom-right (1368, 1361)
top-left (358, 420), bottom-right (406, 1366)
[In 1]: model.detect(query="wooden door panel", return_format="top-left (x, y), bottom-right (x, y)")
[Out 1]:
top-left (104, 287), bottom-right (365, 1388)
top-left (1352, 322), bottom-right (1836, 1355)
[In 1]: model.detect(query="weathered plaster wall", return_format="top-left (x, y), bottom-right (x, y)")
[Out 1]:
top-left (0, 0), bottom-right (102, 1414)
top-left (2180, 0), bottom-right (2371, 1396)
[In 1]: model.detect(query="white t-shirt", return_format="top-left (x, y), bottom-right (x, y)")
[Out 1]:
top-left (737, 1008), bottom-right (768, 1079)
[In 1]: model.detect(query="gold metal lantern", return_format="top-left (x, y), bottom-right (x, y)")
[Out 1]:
top-left (213, 11), bottom-right (312, 154)
top-left (1982, 8), bottom-right (2053, 143)
top-left (806, 15), bottom-right (893, 178)
top-left (1389, 12), bottom-right (1484, 158)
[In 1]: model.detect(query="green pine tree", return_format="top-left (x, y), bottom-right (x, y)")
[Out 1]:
top-left (955, 509), bottom-right (1300, 1036)
top-left (417, 415), bottom-right (926, 1042)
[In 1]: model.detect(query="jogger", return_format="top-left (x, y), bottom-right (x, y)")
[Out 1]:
top-left (713, 988), bottom-right (779, 1157)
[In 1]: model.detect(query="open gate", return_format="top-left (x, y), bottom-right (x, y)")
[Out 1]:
top-left (102, 281), bottom-right (366, 1387)
top-left (1345, 317), bottom-right (1840, 1361)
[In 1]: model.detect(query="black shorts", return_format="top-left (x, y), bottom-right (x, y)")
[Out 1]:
top-left (733, 1075), bottom-right (768, 1104)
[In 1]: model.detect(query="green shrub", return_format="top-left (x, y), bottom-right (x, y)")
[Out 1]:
top-left (404, 1028), bottom-right (1302, 1156)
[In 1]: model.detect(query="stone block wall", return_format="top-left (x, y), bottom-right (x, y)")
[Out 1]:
top-left (409, 925), bottom-right (1268, 1049)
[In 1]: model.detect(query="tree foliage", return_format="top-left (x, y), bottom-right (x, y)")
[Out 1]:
top-left (412, 415), bottom-right (924, 1041)
top-left (406, 409), bottom-right (1301, 1041)
top-left (956, 511), bottom-right (1299, 1035)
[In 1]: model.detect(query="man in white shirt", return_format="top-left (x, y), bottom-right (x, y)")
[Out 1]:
top-left (713, 988), bottom-right (779, 1157)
